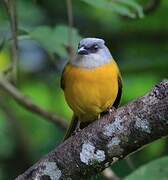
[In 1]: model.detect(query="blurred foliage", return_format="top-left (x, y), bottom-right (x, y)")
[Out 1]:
top-left (0, 50), bottom-right (10, 71)
top-left (0, 110), bottom-right (15, 158)
top-left (18, 25), bottom-right (82, 57)
top-left (125, 156), bottom-right (168, 180)
top-left (82, 0), bottom-right (144, 18)
top-left (0, 0), bottom-right (168, 179)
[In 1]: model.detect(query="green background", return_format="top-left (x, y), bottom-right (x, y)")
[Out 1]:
top-left (0, 0), bottom-right (167, 179)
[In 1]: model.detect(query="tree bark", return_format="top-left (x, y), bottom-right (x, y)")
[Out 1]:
top-left (16, 80), bottom-right (168, 180)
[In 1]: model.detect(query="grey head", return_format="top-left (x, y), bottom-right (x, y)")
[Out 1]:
top-left (78, 38), bottom-right (105, 55)
top-left (70, 38), bottom-right (113, 69)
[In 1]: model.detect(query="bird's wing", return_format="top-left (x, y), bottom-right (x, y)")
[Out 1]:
top-left (60, 63), bottom-right (68, 90)
top-left (61, 63), bottom-right (80, 141)
top-left (113, 74), bottom-right (122, 108)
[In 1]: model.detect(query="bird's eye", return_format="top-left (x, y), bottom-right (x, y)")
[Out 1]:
top-left (92, 45), bottom-right (98, 50)
top-left (89, 44), bottom-right (99, 53)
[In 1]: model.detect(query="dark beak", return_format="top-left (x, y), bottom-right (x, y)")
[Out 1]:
top-left (77, 47), bottom-right (88, 55)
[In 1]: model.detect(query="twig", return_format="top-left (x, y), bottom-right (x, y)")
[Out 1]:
top-left (66, 0), bottom-right (74, 58)
top-left (3, 0), bottom-right (19, 83)
top-left (143, 0), bottom-right (161, 15)
top-left (16, 80), bottom-right (168, 179)
top-left (0, 73), bottom-right (67, 131)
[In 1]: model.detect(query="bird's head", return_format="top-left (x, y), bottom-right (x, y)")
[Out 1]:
top-left (70, 38), bottom-right (113, 68)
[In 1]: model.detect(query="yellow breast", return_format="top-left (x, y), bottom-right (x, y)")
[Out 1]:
top-left (63, 60), bottom-right (119, 122)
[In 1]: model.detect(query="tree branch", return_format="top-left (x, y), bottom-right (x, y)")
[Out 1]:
top-left (15, 80), bottom-right (168, 179)
top-left (66, 0), bottom-right (74, 58)
top-left (3, 0), bottom-right (19, 83)
top-left (0, 73), bottom-right (67, 131)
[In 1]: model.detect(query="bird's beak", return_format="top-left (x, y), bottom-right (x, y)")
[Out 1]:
top-left (77, 47), bottom-right (88, 55)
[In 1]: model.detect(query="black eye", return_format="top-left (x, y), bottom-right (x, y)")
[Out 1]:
top-left (92, 44), bottom-right (98, 50)
top-left (89, 44), bottom-right (99, 53)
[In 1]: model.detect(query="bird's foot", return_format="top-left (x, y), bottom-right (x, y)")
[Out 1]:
top-left (100, 106), bottom-right (117, 117)
top-left (107, 106), bottom-right (116, 114)
top-left (72, 121), bottom-right (82, 136)
top-left (75, 126), bottom-right (82, 133)
top-left (72, 127), bottom-right (81, 136)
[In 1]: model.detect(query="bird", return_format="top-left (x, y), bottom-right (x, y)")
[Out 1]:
top-left (61, 37), bottom-right (122, 140)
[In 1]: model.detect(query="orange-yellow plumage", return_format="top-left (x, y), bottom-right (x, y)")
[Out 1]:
top-left (63, 61), bottom-right (119, 122)
top-left (61, 37), bottom-right (122, 140)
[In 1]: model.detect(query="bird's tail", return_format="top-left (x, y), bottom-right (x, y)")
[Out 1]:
top-left (63, 114), bottom-right (78, 141)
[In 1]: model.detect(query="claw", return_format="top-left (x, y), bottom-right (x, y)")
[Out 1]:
top-left (107, 106), bottom-right (116, 114)
top-left (72, 121), bottom-right (81, 136)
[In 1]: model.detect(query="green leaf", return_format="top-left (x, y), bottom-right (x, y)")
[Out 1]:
top-left (82, 0), bottom-right (144, 18)
top-left (29, 25), bottom-right (82, 57)
top-left (116, 0), bottom-right (144, 18)
top-left (125, 156), bottom-right (168, 180)
top-left (109, 2), bottom-right (137, 18)
top-left (29, 26), bottom-right (56, 53)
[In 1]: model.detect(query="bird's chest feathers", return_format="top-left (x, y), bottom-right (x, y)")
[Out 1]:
top-left (64, 62), bottom-right (119, 116)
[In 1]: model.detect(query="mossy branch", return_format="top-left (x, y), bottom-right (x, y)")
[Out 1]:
top-left (16, 80), bottom-right (168, 179)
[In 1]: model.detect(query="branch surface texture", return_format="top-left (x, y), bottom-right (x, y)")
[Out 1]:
top-left (16, 80), bottom-right (168, 180)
